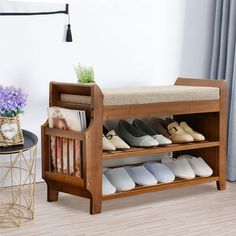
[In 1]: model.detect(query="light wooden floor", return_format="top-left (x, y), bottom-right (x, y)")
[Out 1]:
top-left (1, 182), bottom-right (236, 236)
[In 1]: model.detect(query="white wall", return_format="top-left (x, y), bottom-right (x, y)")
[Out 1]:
top-left (0, 0), bottom-right (214, 179)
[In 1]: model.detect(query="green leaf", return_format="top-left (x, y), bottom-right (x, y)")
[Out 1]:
top-left (74, 64), bottom-right (95, 83)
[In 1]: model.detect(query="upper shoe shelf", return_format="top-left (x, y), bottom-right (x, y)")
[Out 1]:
top-left (102, 141), bottom-right (219, 160)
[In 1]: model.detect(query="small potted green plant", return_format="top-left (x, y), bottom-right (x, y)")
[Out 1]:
top-left (74, 64), bottom-right (95, 83)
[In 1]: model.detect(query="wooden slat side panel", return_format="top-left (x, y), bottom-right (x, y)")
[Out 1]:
top-left (45, 133), bottom-right (85, 181)
top-left (45, 127), bottom-right (85, 141)
top-left (44, 172), bottom-right (84, 188)
top-left (50, 82), bottom-right (93, 98)
top-left (103, 100), bottom-right (220, 120)
top-left (73, 140), bottom-right (76, 176)
top-left (41, 121), bottom-right (49, 178)
top-left (55, 137), bottom-right (58, 172)
top-left (53, 101), bottom-right (92, 114)
top-left (46, 180), bottom-right (90, 199)
top-left (67, 139), bottom-right (70, 175)
top-left (42, 121), bottom-right (86, 189)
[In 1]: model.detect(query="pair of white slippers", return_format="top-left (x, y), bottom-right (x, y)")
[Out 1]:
top-left (161, 155), bottom-right (213, 179)
top-left (102, 155), bottom-right (213, 195)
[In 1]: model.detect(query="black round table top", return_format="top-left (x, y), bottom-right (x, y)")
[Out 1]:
top-left (0, 130), bottom-right (38, 154)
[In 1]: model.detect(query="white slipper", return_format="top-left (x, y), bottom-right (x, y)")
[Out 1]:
top-left (177, 155), bottom-right (213, 177)
top-left (102, 174), bottom-right (116, 195)
top-left (106, 130), bottom-right (130, 149)
top-left (104, 167), bottom-right (135, 191)
top-left (124, 166), bottom-right (157, 186)
top-left (144, 162), bottom-right (175, 183)
top-left (161, 157), bottom-right (195, 179)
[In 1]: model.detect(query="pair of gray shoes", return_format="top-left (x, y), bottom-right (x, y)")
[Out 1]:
top-left (117, 119), bottom-right (172, 147)
top-left (102, 166), bottom-right (158, 195)
top-left (102, 163), bottom-right (175, 195)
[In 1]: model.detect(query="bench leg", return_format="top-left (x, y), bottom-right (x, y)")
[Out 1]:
top-left (90, 195), bottom-right (102, 215)
top-left (216, 180), bottom-right (226, 190)
top-left (47, 184), bottom-right (59, 202)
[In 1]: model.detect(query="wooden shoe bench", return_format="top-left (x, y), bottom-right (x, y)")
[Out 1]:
top-left (41, 77), bottom-right (227, 214)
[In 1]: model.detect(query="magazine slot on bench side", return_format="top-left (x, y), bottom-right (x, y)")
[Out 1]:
top-left (42, 82), bottom-right (103, 209)
top-left (43, 124), bottom-right (86, 179)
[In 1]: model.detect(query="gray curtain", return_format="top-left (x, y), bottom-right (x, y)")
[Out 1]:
top-left (210, 0), bottom-right (236, 181)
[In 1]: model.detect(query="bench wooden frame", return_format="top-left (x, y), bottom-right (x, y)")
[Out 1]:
top-left (41, 77), bottom-right (227, 214)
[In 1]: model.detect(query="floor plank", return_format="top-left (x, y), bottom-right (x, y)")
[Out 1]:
top-left (0, 182), bottom-right (236, 236)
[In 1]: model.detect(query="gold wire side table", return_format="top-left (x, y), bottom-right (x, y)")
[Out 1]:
top-left (0, 130), bottom-right (38, 227)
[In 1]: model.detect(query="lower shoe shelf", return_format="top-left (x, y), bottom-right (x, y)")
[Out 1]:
top-left (102, 176), bottom-right (219, 200)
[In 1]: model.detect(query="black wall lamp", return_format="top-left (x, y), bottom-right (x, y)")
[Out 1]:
top-left (0, 2), bottom-right (73, 42)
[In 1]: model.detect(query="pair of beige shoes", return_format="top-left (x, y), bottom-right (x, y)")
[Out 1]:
top-left (103, 129), bottom-right (130, 151)
top-left (154, 118), bottom-right (205, 143)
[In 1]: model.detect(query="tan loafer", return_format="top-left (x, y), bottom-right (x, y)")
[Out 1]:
top-left (180, 121), bottom-right (205, 141)
top-left (106, 130), bottom-right (130, 150)
top-left (167, 122), bottom-right (194, 143)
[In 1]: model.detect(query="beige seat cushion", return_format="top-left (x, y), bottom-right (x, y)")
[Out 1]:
top-left (61, 85), bottom-right (219, 106)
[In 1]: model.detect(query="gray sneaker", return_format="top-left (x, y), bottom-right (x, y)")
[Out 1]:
top-left (117, 120), bottom-right (159, 147)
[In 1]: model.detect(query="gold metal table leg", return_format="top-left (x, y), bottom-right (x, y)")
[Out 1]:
top-left (0, 145), bottom-right (37, 227)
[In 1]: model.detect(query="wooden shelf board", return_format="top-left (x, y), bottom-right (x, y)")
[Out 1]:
top-left (103, 100), bottom-right (220, 120)
top-left (103, 141), bottom-right (219, 160)
top-left (102, 176), bottom-right (219, 200)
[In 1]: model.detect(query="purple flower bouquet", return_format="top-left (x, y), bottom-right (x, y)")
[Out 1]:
top-left (0, 86), bottom-right (27, 146)
top-left (0, 86), bottom-right (27, 117)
